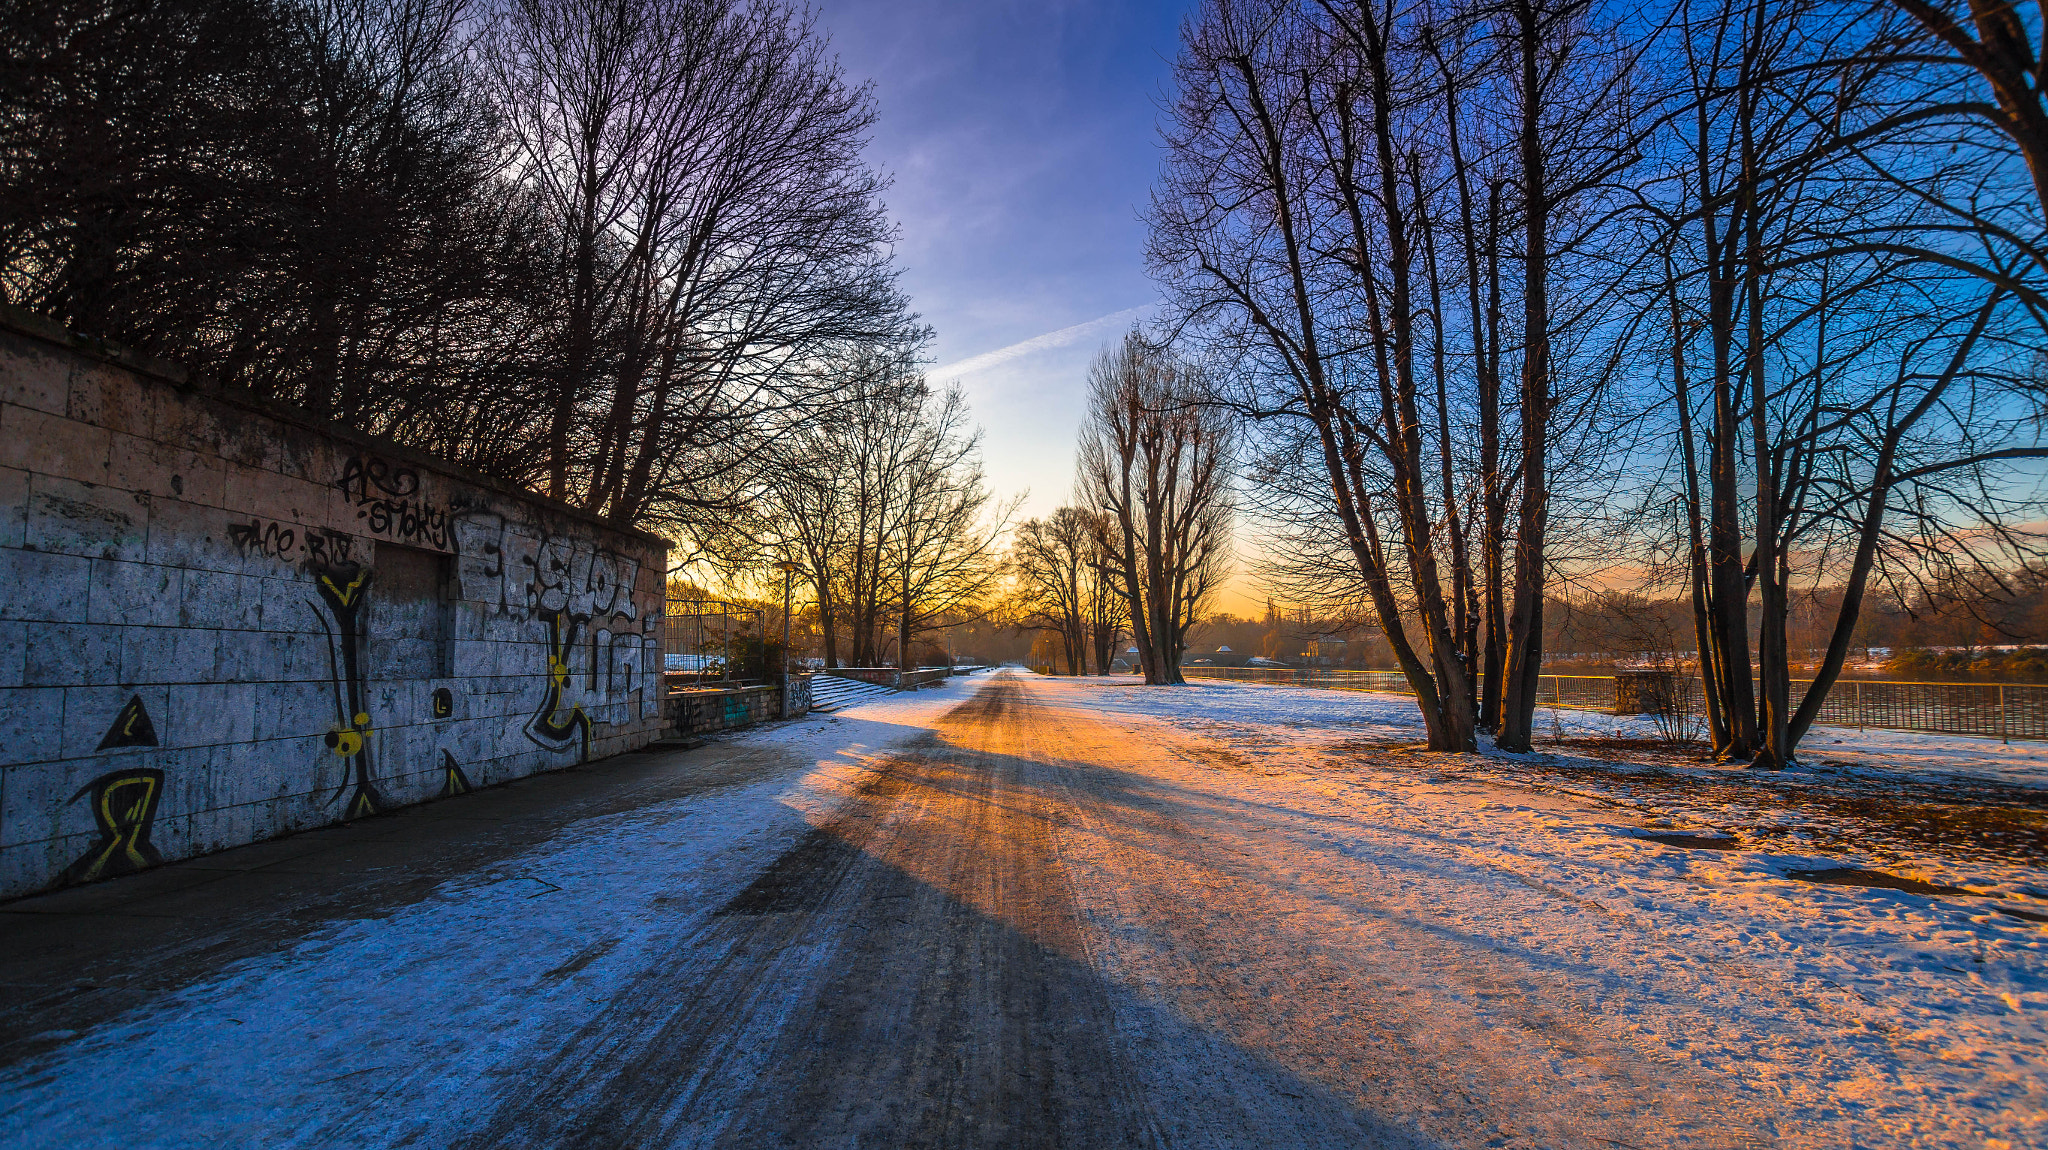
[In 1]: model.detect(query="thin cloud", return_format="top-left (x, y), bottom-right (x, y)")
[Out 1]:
top-left (930, 303), bottom-right (1154, 379)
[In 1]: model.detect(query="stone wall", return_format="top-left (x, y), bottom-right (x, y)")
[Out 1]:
top-left (0, 307), bottom-right (669, 899)
top-left (782, 674), bottom-right (812, 719)
top-left (665, 685), bottom-right (781, 736)
top-left (830, 667), bottom-right (900, 687)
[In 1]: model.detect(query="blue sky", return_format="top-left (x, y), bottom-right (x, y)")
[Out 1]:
top-left (817, 0), bottom-right (1185, 519)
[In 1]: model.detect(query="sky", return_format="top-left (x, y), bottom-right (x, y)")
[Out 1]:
top-left (815, 1), bottom-right (1276, 612)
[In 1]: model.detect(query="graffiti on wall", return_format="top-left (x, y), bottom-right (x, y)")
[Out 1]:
top-left (96, 695), bottom-right (159, 750)
top-left (201, 461), bottom-right (652, 843)
top-left (440, 749), bottom-right (473, 798)
top-left (449, 511), bottom-right (639, 623)
top-left (337, 454), bottom-right (450, 549)
top-left (228, 519), bottom-right (356, 566)
top-left (60, 768), bottom-right (165, 883)
top-left (524, 611), bottom-right (591, 759)
top-left (309, 561), bottom-right (385, 820)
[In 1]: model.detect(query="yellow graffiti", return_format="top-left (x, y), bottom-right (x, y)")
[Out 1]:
top-left (319, 568), bottom-right (369, 607)
top-left (77, 774), bottom-right (160, 882)
top-left (326, 712), bottom-right (372, 758)
top-left (526, 611), bottom-right (590, 756)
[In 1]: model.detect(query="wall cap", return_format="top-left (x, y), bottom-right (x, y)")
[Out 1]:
top-left (0, 302), bottom-right (672, 553)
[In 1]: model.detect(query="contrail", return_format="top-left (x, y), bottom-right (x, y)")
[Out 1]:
top-left (930, 303), bottom-right (1154, 379)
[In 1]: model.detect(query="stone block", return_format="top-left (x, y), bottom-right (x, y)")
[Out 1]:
top-left (26, 474), bottom-right (146, 561)
top-left (103, 436), bottom-right (229, 510)
top-left (276, 435), bottom-right (340, 488)
top-left (213, 408), bottom-right (275, 471)
top-left (373, 724), bottom-right (431, 795)
top-left (0, 549), bottom-right (92, 623)
top-left (119, 625), bottom-right (221, 687)
top-left (22, 621), bottom-right (123, 688)
top-left (179, 742), bottom-right (292, 816)
top-left (165, 682), bottom-right (259, 750)
top-left (185, 797), bottom-right (281, 859)
top-left (0, 621), bottom-right (25, 688)
top-left (63, 356), bottom-right (119, 431)
top-left (0, 404), bottom-right (110, 485)
top-left (104, 431), bottom-right (163, 496)
top-left (86, 558), bottom-right (180, 627)
top-left (180, 568), bottom-right (256, 631)
top-left (369, 679), bottom-right (431, 729)
top-left (0, 839), bottom-right (63, 900)
top-left (0, 686), bottom-right (67, 765)
top-left (215, 629), bottom-right (291, 684)
top-left (261, 679), bottom-right (339, 743)
top-left (252, 575), bottom-right (321, 635)
top-left (224, 466), bottom-right (334, 530)
top-left (0, 466), bottom-right (26, 550)
top-left (158, 390), bottom-right (227, 460)
top-left (143, 496), bottom-right (243, 572)
top-left (0, 332), bottom-right (72, 415)
top-left (283, 630), bottom-right (337, 683)
top-left (59, 683), bottom-right (170, 760)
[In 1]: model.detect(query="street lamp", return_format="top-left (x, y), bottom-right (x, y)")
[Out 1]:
top-left (774, 559), bottom-right (800, 671)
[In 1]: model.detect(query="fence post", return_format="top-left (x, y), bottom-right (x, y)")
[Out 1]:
top-left (1856, 680), bottom-right (1863, 731)
top-left (2001, 684), bottom-right (2009, 744)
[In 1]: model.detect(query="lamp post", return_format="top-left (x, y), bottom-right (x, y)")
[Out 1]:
top-left (775, 559), bottom-right (799, 670)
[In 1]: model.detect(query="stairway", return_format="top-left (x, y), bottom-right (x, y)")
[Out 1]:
top-left (806, 674), bottom-right (899, 713)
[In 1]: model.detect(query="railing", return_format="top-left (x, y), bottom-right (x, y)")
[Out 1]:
top-left (662, 597), bottom-right (762, 687)
top-left (1179, 666), bottom-right (2048, 741)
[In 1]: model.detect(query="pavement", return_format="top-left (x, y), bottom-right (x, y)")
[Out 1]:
top-left (0, 735), bottom-right (803, 1072)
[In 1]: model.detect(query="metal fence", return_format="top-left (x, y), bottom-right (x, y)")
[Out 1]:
top-left (662, 598), bottom-right (762, 687)
top-left (1179, 665), bottom-right (2048, 741)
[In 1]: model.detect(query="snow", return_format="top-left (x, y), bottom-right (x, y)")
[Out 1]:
top-left (0, 676), bottom-right (998, 1148)
top-left (2, 669), bottom-right (2042, 1146)
top-left (1168, 672), bottom-right (2048, 789)
top-left (1040, 674), bottom-right (2047, 1145)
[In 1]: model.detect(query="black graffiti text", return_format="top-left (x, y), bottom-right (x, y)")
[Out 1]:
top-left (337, 454), bottom-right (450, 548)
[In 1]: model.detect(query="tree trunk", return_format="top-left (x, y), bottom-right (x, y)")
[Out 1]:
top-left (1480, 180), bottom-right (1508, 733)
top-left (1498, 1), bottom-right (1552, 753)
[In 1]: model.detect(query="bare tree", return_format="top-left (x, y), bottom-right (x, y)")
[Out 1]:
top-left (1633, 0), bottom-right (2048, 768)
top-left (1084, 512), bottom-right (1131, 673)
top-left (487, 0), bottom-right (913, 526)
top-left (1077, 331), bottom-right (1233, 685)
top-left (1010, 509), bottom-right (1097, 675)
top-left (889, 384), bottom-right (1012, 672)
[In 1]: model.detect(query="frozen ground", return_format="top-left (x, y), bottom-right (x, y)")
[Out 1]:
top-left (1071, 674), bottom-right (2047, 1144)
top-left (0, 670), bottom-right (2041, 1148)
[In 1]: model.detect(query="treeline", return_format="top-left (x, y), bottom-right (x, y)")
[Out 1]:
top-left (2, 0), bottom-right (915, 533)
top-left (1542, 569), bottom-right (2048, 662)
top-left (695, 351), bottom-right (1011, 670)
top-left (1147, 0), bottom-right (2048, 763)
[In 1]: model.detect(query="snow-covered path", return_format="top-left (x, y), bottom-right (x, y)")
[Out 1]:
top-left (1, 670), bottom-right (2042, 1147)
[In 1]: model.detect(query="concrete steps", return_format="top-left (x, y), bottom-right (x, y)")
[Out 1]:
top-left (807, 674), bottom-right (899, 712)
